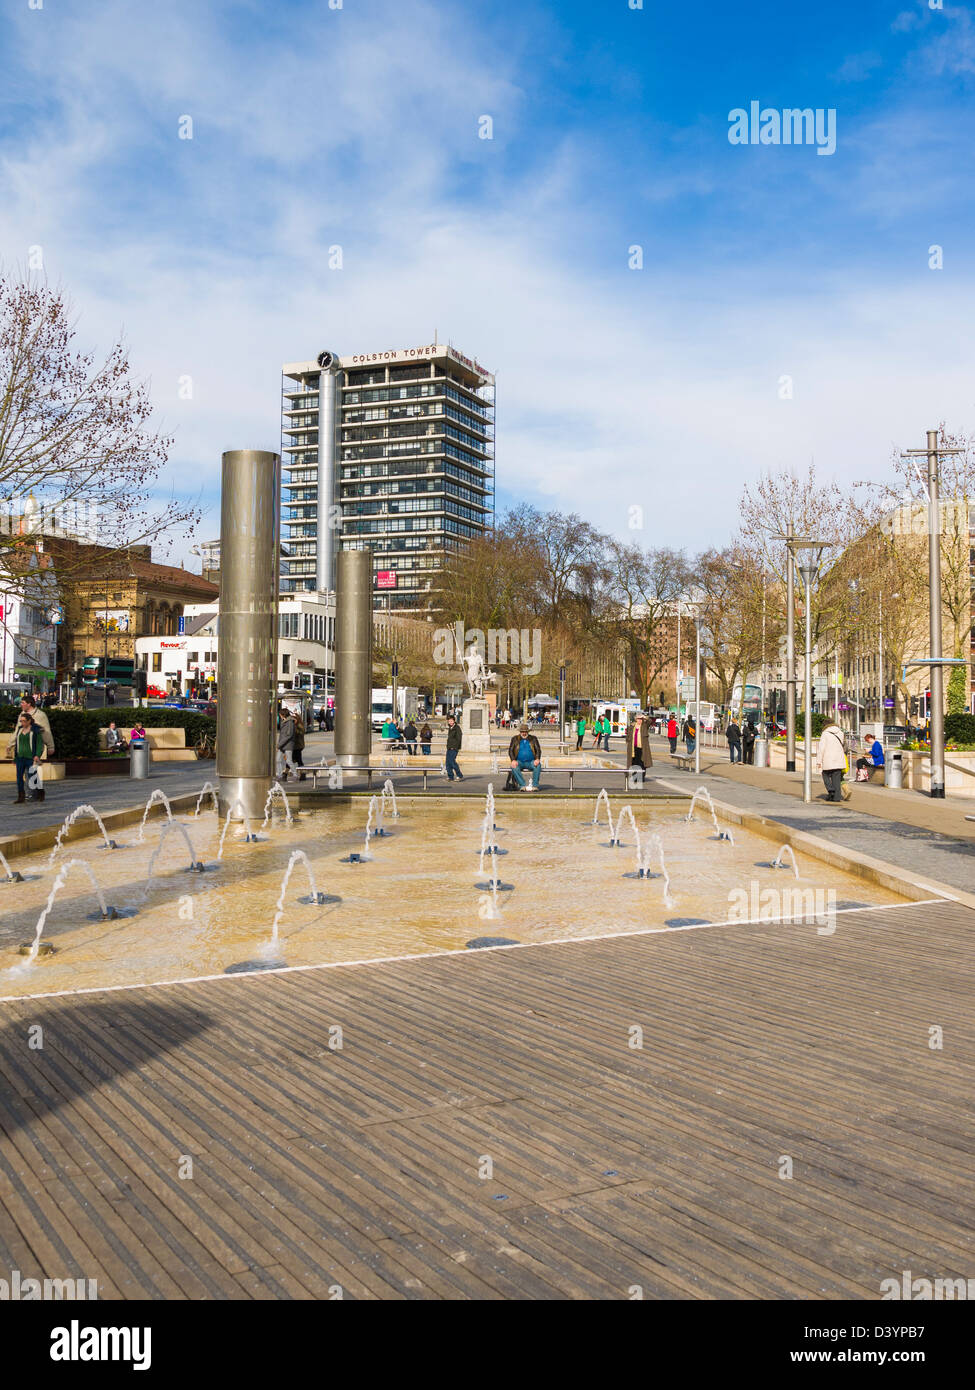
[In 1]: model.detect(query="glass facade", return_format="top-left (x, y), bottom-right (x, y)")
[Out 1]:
top-left (280, 348), bottom-right (495, 611)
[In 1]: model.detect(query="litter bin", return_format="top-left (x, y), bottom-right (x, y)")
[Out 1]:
top-left (886, 749), bottom-right (902, 789)
top-left (753, 736), bottom-right (769, 768)
top-left (129, 741), bottom-right (150, 780)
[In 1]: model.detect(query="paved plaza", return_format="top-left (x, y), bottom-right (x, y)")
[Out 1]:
top-left (0, 740), bottom-right (973, 1299)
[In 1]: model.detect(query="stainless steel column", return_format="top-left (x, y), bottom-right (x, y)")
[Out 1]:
top-left (316, 352), bottom-right (341, 594)
top-left (334, 548), bottom-right (372, 769)
top-left (927, 429), bottom-right (945, 798)
top-left (217, 449), bottom-right (281, 819)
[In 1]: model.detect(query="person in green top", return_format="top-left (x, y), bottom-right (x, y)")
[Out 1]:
top-left (601, 714), bottom-right (612, 752)
top-left (6, 712), bottom-right (44, 804)
top-left (575, 714), bottom-right (587, 750)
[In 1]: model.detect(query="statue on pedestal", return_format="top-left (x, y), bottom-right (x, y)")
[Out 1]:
top-left (463, 642), bottom-right (496, 700)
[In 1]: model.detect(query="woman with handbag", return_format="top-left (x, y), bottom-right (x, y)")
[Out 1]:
top-left (6, 711), bottom-right (45, 804)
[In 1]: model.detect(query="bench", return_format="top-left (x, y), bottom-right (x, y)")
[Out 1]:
top-left (310, 764), bottom-right (652, 793)
top-left (97, 727), bottom-right (197, 762)
top-left (672, 751), bottom-right (696, 771)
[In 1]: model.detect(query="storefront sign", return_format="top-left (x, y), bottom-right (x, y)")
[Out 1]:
top-left (376, 570), bottom-right (397, 589)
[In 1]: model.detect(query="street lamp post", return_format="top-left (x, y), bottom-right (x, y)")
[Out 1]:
top-left (695, 613), bottom-right (702, 775)
top-left (786, 523), bottom-right (796, 772)
top-left (799, 560), bottom-right (817, 804)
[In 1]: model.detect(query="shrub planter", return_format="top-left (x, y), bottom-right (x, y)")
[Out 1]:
top-left (65, 757), bottom-right (131, 777)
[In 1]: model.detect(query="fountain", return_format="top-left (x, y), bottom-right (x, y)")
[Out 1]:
top-left (194, 783), bottom-right (220, 817)
top-left (217, 800), bottom-right (256, 859)
top-left (136, 788), bottom-right (175, 842)
top-left (18, 859), bottom-right (117, 967)
top-left (360, 794), bottom-right (384, 859)
top-left (260, 781), bottom-right (294, 830)
top-left (267, 850), bottom-right (327, 952)
top-left (611, 805), bottom-right (641, 852)
top-left (638, 833), bottom-right (674, 907)
top-left (592, 788), bottom-right (612, 832)
top-left (685, 786), bottom-right (734, 841)
top-left (0, 850), bottom-right (23, 884)
top-left (772, 844), bottom-right (800, 878)
top-left (477, 813), bottom-right (507, 872)
top-left (142, 821), bottom-right (205, 895)
top-left (48, 805), bottom-right (117, 864)
top-left (380, 779), bottom-right (399, 820)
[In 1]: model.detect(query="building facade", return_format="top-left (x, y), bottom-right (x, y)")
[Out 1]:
top-left (280, 342), bottom-right (495, 611)
top-left (136, 594), bottom-right (337, 698)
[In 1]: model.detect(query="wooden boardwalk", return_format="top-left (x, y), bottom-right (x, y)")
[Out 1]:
top-left (1, 900), bottom-right (973, 1299)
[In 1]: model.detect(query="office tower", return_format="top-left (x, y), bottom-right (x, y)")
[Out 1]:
top-left (280, 342), bottom-right (495, 610)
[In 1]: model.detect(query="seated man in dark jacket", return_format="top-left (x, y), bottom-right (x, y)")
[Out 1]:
top-left (508, 722), bottom-right (543, 790)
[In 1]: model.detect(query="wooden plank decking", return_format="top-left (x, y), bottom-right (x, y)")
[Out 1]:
top-left (1, 900), bottom-right (973, 1299)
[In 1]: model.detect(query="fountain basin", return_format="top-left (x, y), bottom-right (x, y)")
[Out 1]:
top-left (0, 797), bottom-right (911, 999)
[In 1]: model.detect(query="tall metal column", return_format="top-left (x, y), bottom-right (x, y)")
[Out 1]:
top-left (216, 449), bottom-right (281, 820)
top-left (334, 549), bottom-right (372, 769)
top-left (786, 523), bottom-right (796, 772)
top-left (316, 351), bottom-right (342, 594)
top-left (928, 429), bottom-right (946, 798)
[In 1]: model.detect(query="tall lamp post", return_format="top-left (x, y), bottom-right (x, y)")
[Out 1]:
top-left (900, 429), bottom-right (963, 798)
top-left (798, 560), bottom-right (817, 803)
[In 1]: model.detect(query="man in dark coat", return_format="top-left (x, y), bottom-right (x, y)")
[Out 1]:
top-left (726, 717), bottom-right (742, 763)
top-left (445, 714), bottom-right (464, 781)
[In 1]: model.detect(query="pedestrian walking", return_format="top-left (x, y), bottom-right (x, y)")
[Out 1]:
top-left (6, 711), bottom-right (45, 804)
top-left (419, 721), bottom-right (433, 755)
top-left (325, 705), bottom-right (334, 732)
top-left (445, 714), bottom-right (464, 781)
top-left (683, 715), bottom-right (697, 756)
top-left (726, 716), bottom-right (742, 763)
top-left (575, 713), bottom-right (587, 750)
top-left (403, 718), bottom-right (418, 756)
top-left (628, 714), bottom-right (652, 772)
top-left (667, 714), bottom-right (678, 754)
top-left (291, 715), bottom-right (306, 778)
top-left (816, 718), bottom-right (850, 802)
top-left (277, 706), bottom-right (296, 779)
top-left (742, 719), bottom-right (756, 765)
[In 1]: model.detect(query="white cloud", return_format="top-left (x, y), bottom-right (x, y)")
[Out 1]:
top-left (1, 0), bottom-right (973, 567)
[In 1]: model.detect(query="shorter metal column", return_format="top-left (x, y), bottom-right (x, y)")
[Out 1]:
top-left (334, 549), bottom-right (372, 770)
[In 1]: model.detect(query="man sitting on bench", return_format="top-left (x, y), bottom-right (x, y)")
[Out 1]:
top-left (856, 734), bottom-right (885, 781)
top-left (509, 721), bottom-right (542, 791)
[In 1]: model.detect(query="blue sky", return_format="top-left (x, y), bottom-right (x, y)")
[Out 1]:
top-left (2, 0), bottom-right (974, 560)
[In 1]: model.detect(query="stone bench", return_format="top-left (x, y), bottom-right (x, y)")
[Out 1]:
top-left (98, 727), bottom-right (197, 762)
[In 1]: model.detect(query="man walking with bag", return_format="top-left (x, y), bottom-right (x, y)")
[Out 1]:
top-left (816, 718), bottom-right (850, 802)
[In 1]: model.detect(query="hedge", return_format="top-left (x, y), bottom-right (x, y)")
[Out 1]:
top-left (0, 704), bottom-right (216, 758)
top-left (0, 706), bottom-right (100, 759)
top-left (128, 706), bottom-right (217, 747)
top-left (945, 713), bottom-right (975, 744)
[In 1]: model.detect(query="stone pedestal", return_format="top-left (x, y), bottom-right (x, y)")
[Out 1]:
top-left (461, 697), bottom-right (492, 753)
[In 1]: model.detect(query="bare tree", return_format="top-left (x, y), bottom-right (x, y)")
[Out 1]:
top-left (0, 273), bottom-right (196, 583)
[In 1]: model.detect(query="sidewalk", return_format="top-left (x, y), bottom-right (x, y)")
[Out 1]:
top-left (646, 735), bottom-right (975, 896)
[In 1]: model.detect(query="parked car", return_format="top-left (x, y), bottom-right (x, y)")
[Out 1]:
top-left (883, 724), bottom-right (910, 746)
